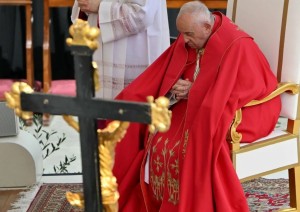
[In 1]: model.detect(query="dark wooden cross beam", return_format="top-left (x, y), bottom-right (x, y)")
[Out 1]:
top-left (17, 22), bottom-right (163, 211)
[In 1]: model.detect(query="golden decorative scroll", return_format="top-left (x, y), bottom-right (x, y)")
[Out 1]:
top-left (66, 19), bottom-right (100, 50)
top-left (4, 82), bottom-right (34, 120)
top-left (245, 82), bottom-right (299, 107)
top-left (92, 61), bottom-right (100, 91)
top-left (65, 19), bottom-right (100, 92)
top-left (147, 96), bottom-right (172, 133)
top-left (64, 117), bottom-right (128, 211)
top-left (65, 192), bottom-right (84, 209)
top-left (227, 109), bottom-right (242, 151)
top-left (97, 121), bottom-right (130, 212)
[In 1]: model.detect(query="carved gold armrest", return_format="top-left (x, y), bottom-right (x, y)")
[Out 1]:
top-left (244, 82), bottom-right (299, 107)
top-left (228, 82), bottom-right (299, 151)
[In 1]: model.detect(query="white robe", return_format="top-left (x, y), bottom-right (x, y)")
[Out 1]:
top-left (71, 0), bottom-right (170, 99)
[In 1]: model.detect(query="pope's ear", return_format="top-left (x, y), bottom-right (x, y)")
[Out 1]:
top-left (203, 22), bottom-right (212, 31)
top-left (202, 22), bottom-right (213, 34)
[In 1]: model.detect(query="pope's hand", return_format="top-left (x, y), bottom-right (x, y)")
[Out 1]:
top-left (170, 78), bottom-right (192, 100)
top-left (77, 0), bottom-right (100, 14)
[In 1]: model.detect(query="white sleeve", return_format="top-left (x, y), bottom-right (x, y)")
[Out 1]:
top-left (71, 1), bottom-right (80, 23)
top-left (98, 0), bottom-right (160, 43)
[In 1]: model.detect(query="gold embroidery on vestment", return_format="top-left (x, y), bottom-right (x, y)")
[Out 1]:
top-left (149, 129), bottom-right (189, 205)
top-left (182, 130), bottom-right (189, 159)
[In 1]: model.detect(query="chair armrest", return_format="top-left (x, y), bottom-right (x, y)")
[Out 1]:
top-left (244, 82), bottom-right (299, 107)
top-left (227, 82), bottom-right (299, 151)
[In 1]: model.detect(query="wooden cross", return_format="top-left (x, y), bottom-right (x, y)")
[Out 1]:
top-left (5, 20), bottom-right (171, 212)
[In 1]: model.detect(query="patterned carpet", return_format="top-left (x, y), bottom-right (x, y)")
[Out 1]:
top-left (14, 178), bottom-right (289, 212)
top-left (242, 178), bottom-right (290, 211)
top-left (27, 184), bottom-right (83, 212)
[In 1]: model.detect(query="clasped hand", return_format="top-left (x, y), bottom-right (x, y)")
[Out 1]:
top-left (170, 78), bottom-right (192, 100)
top-left (77, 0), bottom-right (100, 14)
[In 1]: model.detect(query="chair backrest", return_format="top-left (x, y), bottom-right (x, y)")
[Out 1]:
top-left (0, 0), bottom-right (31, 5)
top-left (227, 0), bottom-right (300, 121)
top-left (47, 0), bottom-right (74, 7)
top-left (43, 0), bottom-right (74, 93)
top-left (0, 0), bottom-right (34, 87)
top-left (0, 0), bottom-right (34, 101)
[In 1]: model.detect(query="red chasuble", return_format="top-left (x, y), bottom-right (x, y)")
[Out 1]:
top-left (112, 12), bottom-right (281, 211)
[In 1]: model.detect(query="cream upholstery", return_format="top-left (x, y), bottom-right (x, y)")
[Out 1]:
top-left (0, 130), bottom-right (43, 187)
top-left (237, 130), bottom-right (298, 179)
top-left (227, 0), bottom-right (300, 211)
top-left (227, 0), bottom-right (300, 119)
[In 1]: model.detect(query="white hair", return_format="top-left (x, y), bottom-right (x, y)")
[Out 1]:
top-left (177, 1), bottom-right (214, 25)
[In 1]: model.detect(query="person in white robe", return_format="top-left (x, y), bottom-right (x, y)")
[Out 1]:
top-left (71, 0), bottom-right (170, 99)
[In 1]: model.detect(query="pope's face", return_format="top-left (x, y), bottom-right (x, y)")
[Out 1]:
top-left (176, 14), bottom-right (211, 49)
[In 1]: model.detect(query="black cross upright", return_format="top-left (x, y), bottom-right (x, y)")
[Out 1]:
top-left (6, 20), bottom-right (170, 212)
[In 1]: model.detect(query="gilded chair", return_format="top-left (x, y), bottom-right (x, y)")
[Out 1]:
top-left (226, 0), bottom-right (300, 210)
top-left (0, 0), bottom-right (35, 101)
top-left (43, 0), bottom-right (75, 125)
